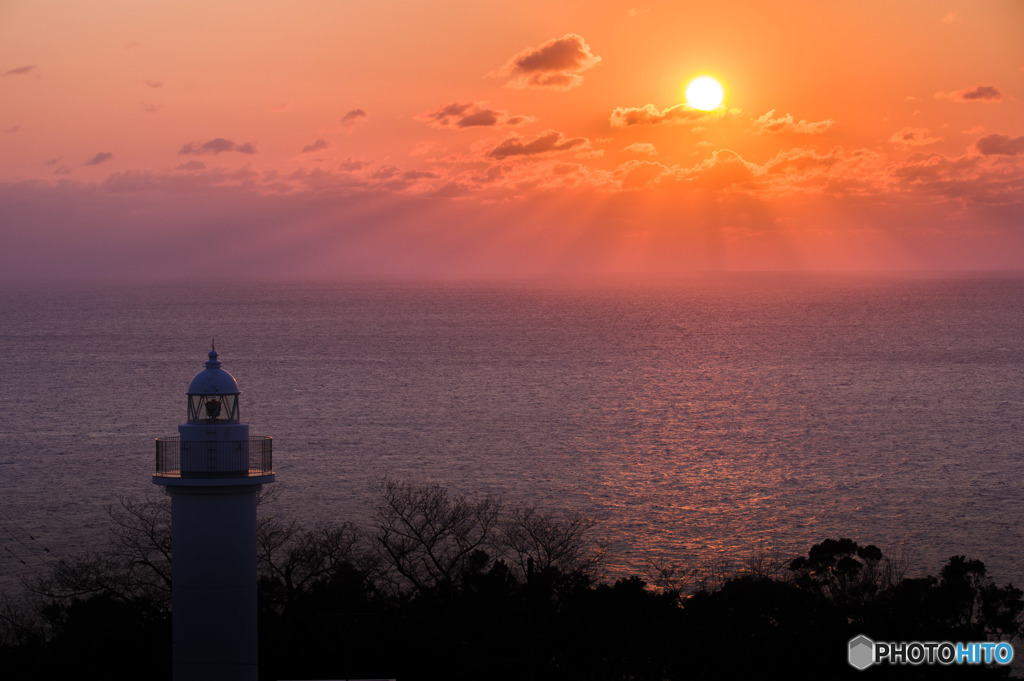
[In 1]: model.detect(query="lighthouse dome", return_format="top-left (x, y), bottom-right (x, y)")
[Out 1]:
top-left (187, 349), bottom-right (240, 396)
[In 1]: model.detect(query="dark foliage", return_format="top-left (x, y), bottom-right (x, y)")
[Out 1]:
top-left (2, 490), bottom-right (1022, 681)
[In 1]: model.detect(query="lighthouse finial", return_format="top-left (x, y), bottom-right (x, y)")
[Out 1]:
top-left (206, 340), bottom-right (220, 368)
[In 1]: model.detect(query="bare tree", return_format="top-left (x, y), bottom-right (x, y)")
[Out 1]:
top-left (257, 514), bottom-right (369, 605)
top-left (107, 495), bottom-right (173, 599)
top-left (0, 591), bottom-right (43, 648)
top-left (740, 550), bottom-right (788, 581)
top-left (646, 559), bottom-right (700, 598)
top-left (498, 505), bottom-right (603, 581)
top-left (26, 495), bottom-right (172, 615)
top-left (372, 478), bottom-right (502, 594)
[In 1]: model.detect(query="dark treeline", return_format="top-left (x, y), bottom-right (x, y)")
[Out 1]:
top-left (1, 479), bottom-right (1022, 680)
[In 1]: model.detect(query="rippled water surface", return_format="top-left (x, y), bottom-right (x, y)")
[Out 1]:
top-left (1, 274), bottom-right (1022, 590)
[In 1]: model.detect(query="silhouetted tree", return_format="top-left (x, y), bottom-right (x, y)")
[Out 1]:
top-left (6, 484), bottom-right (1024, 681)
top-left (788, 537), bottom-right (897, 611)
top-left (257, 515), bottom-right (371, 611)
top-left (372, 478), bottom-right (505, 594)
top-left (26, 495), bottom-right (172, 619)
top-left (498, 504), bottom-right (605, 584)
top-left (864, 554), bottom-right (1024, 646)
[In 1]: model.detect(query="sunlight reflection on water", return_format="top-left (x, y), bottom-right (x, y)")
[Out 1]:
top-left (1, 274), bottom-right (1022, 591)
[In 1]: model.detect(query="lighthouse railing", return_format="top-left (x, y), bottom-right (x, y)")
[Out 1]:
top-left (154, 436), bottom-right (273, 477)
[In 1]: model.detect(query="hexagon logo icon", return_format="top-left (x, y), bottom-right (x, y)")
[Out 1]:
top-left (849, 635), bottom-right (875, 670)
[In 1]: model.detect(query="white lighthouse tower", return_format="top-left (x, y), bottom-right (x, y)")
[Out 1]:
top-left (153, 347), bottom-right (274, 681)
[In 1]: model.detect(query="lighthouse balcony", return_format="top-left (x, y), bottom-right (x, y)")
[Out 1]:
top-left (154, 436), bottom-right (273, 478)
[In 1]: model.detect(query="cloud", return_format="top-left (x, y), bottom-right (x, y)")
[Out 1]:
top-left (754, 109), bottom-right (834, 134)
top-left (763, 147), bottom-right (842, 175)
top-left (144, 80), bottom-right (163, 88)
top-left (889, 151), bottom-right (1024, 208)
top-left (618, 160), bottom-right (669, 189)
top-left (84, 152), bottom-right (114, 166)
top-left (401, 169), bottom-right (437, 181)
top-left (496, 33), bottom-right (601, 90)
top-left (176, 161), bottom-right (207, 171)
top-left (372, 164), bottom-right (398, 181)
top-left (347, 164), bottom-right (442, 193)
top-left (889, 127), bottom-right (943, 148)
top-left (178, 138), bottom-right (258, 155)
top-left (935, 85), bottom-right (1003, 103)
top-left (409, 141), bottom-right (445, 157)
top-left (610, 103), bottom-right (709, 127)
top-left (941, 11), bottom-right (959, 24)
top-left (960, 86), bottom-right (1002, 101)
top-left (5, 125), bottom-right (20, 133)
top-left (3, 65), bottom-right (38, 76)
top-left (338, 158), bottom-right (369, 172)
top-left (487, 130), bottom-right (589, 160)
top-left (686, 149), bottom-right (762, 189)
top-left (340, 109), bottom-right (368, 132)
top-left (416, 102), bottom-right (532, 129)
top-left (757, 147), bottom-right (856, 196)
top-left (975, 134), bottom-right (1024, 156)
top-left (140, 101), bottom-right (161, 113)
top-left (5, 132), bottom-right (1024, 280)
top-left (623, 142), bottom-right (658, 156)
top-left (301, 138), bottom-right (330, 154)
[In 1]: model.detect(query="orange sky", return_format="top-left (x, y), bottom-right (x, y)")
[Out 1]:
top-left (2, 0), bottom-right (1023, 278)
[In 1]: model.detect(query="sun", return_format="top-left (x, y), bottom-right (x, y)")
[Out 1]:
top-left (685, 76), bottom-right (724, 111)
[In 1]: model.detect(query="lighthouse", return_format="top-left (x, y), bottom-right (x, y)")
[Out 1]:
top-left (153, 348), bottom-right (274, 681)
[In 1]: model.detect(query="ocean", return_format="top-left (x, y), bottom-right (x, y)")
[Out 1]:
top-left (1, 274), bottom-right (1022, 592)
